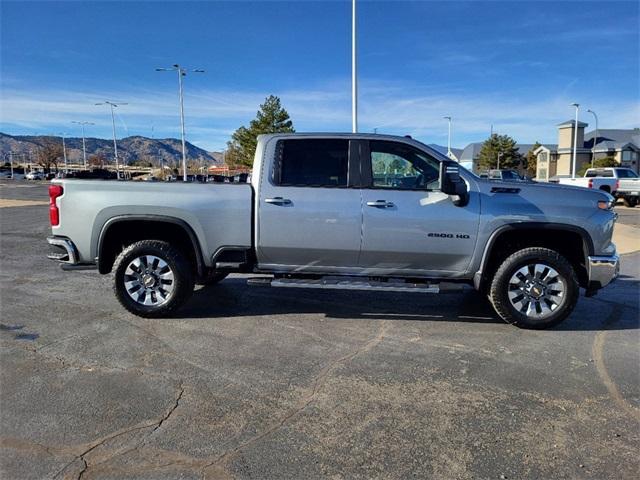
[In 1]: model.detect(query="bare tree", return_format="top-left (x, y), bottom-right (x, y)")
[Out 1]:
top-left (36, 140), bottom-right (63, 173)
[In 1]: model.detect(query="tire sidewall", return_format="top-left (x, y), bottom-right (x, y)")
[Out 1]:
top-left (113, 241), bottom-right (193, 317)
top-left (491, 248), bottom-right (579, 329)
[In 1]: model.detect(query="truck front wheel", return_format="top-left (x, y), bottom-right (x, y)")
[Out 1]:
top-left (489, 247), bottom-right (579, 329)
top-left (113, 240), bottom-right (194, 317)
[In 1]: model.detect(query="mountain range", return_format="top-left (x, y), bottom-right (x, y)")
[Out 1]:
top-left (1, 132), bottom-right (455, 168)
top-left (0, 133), bottom-right (223, 166)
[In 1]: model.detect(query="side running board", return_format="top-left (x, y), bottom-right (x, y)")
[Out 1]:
top-left (247, 276), bottom-right (467, 294)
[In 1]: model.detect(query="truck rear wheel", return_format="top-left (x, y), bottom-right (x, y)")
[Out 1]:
top-left (489, 247), bottom-right (579, 329)
top-left (623, 196), bottom-right (638, 208)
top-left (113, 240), bottom-right (194, 317)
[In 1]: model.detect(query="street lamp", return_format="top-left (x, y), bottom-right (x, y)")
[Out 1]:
top-left (95, 101), bottom-right (127, 179)
top-left (443, 116), bottom-right (452, 159)
top-left (570, 103), bottom-right (580, 179)
top-left (587, 109), bottom-right (598, 168)
top-left (156, 64), bottom-right (205, 182)
top-left (497, 152), bottom-right (503, 170)
top-left (352, 0), bottom-right (358, 133)
top-left (71, 121), bottom-right (95, 169)
top-left (59, 133), bottom-right (68, 173)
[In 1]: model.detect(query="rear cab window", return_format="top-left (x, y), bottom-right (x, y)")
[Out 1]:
top-left (274, 139), bottom-right (349, 187)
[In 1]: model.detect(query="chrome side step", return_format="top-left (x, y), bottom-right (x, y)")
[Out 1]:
top-left (267, 276), bottom-right (441, 293)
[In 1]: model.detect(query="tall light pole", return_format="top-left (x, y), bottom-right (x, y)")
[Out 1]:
top-left (497, 152), bottom-right (503, 170)
top-left (72, 121), bottom-right (95, 169)
top-left (96, 101), bottom-right (127, 179)
top-left (156, 64), bottom-right (205, 182)
top-left (443, 116), bottom-right (452, 158)
top-left (587, 109), bottom-right (598, 168)
top-left (351, 0), bottom-right (358, 133)
top-left (570, 103), bottom-right (579, 179)
top-left (58, 132), bottom-right (69, 173)
top-left (7, 152), bottom-right (15, 178)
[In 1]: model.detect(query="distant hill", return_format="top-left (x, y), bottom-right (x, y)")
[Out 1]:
top-left (0, 133), bottom-right (223, 167)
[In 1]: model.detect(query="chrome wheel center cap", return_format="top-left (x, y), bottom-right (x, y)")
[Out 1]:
top-left (142, 274), bottom-right (156, 288)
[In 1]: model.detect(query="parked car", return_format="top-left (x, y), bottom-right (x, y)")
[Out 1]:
top-left (47, 133), bottom-right (619, 329)
top-left (25, 171), bottom-right (43, 180)
top-left (557, 167), bottom-right (639, 206)
top-left (484, 169), bottom-right (531, 182)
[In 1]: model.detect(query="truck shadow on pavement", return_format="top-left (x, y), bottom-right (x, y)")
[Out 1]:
top-left (178, 275), bottom-right (639, 332)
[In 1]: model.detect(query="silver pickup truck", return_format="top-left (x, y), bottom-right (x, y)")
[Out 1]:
top-left (47, 133), bottom-right (619, 329)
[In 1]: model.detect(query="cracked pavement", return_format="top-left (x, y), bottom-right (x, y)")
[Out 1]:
top-left (1, 181), bottom-right (639, 479)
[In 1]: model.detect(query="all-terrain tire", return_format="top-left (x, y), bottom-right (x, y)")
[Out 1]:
top-left (489, 247), bottom-right (579, 329)
top-left (623, 196), bottom-right (638, 208)
top-left (113, 240), bottom-right (194, 318)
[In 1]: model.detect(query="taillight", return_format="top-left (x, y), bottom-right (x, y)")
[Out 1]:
top-left (614, 180), bottom-right (619, 192)
top-left (49, 184), bottom-right (63, 226)
top-left (588, 178), bottom-right (593, 188)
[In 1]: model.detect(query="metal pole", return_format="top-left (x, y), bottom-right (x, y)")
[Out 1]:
top-left (497, 152), bottom-right (502, 170)
top-left (61, 134), bottom-right (68, 173)
top-left (571, 103), bottom-right (579, 179)
top-left (81, 124), bottom-right (87, 168)
top-left (109, 104), bottom-right (120, 178)
top-left (587, 109), bottom-right (598, 168)
top-left (351, 0), bottom-right (358, 133)
top-left (177, 68), bottom-right (188, 181)
top-left (9, 153), bottom-right (14, 179)
top-left (444, 116), bottom-right (452, 158)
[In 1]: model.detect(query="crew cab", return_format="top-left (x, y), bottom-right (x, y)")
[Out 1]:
top-left (47, 133), bottom-right (619, 328)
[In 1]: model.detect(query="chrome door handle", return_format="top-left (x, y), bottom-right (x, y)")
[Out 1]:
top-left (265, 197), bottom-right (292, 205)
top-left (366, 200), bottom-right (395, 208)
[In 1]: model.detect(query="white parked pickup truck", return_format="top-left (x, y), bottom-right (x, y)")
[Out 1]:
top-left (558, 167), bottom-right (640, 207)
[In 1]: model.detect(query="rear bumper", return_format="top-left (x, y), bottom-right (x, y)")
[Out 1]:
top-left (47, 236), bottom-right (78, 264)
top-left (587, 254), bottom-right (620, 290)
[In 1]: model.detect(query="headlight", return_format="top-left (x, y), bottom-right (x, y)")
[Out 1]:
top-left (597, 197), bottom-right (615, 210)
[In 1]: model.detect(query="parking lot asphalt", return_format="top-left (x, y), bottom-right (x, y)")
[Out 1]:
top-left (1, 180), bottom-right (639, 480)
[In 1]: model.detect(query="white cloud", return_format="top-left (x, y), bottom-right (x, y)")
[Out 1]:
top-left (1, 80), bottom-right (638, 151)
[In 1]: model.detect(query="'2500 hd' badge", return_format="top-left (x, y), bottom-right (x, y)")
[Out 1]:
top-left (428, 233), bottom-right (471, 239)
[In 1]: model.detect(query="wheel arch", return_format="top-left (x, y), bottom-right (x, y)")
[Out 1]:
top-left (97, 215), bottom-right (205, 277)
top-left (474, 222), bottom-right (594, 291)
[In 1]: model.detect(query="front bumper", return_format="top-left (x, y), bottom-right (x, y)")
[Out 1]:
top-left (587, 254), bottom-right (620, 290)
top-left (47, 236), bottom-right (78, 264)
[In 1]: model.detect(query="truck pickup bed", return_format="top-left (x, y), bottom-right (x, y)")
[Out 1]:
top-left (558, 167), bottom-right (639, 207)
top-left (48, 133), bottom-right (620, 329)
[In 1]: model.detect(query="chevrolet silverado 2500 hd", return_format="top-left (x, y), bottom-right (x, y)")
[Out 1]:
top-left (47, 133), bottom-right (619, 328)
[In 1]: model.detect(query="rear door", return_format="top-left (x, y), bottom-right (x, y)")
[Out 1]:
top-left (257, 138), bottom-right (363, 271)
top-left (358, 140), bottom-right (480, 275)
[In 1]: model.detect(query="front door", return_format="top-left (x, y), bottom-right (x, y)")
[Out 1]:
top-left (257, 138), bottom-right (362, 271)
top-left (359, 140), bottom-right (480, 275)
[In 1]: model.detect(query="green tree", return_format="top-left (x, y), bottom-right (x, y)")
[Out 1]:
top-left (577, 156), bottom-right (618, 176)
top-left (524, 141), bottom-right (542, 177)
top-left (477, 134), bottom-right (522, 171)
top-left (227, 95), bottom-right (295, 168)
top-left (389, 158), bottom-right (407, 174)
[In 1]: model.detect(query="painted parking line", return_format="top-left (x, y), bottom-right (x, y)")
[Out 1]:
top-left (0, 199), bottom-right (49, 208)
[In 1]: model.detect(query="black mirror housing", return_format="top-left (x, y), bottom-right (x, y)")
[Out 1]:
top-left (440, 161), bottom-right (469, 207)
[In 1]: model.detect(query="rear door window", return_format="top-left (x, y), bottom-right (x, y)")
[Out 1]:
top-left (275, 139), bottom-right (349, 187)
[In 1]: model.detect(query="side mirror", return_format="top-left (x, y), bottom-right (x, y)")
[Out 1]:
top-left (440, 162), bottom-right (469, 207)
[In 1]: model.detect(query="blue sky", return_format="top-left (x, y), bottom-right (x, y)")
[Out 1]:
top-left (1, 0), bottom-right (638, 151)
